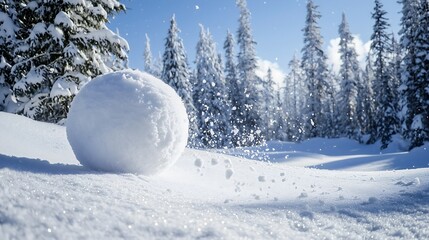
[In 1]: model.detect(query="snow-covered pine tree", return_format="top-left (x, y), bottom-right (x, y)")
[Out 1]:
top-left (337, 13), bottom-right (361, 139)
top-left (391, 35), bottom-right (402, 93)
top-left (144, 34), bottom-right (154, 74)
top-left (161, 15), bottom-right (200, 147)
top-left (274, 81), bottom-right (287, 141)
top-left (284, 54), bottom-right (305, 141)
top-left (0, 56), bottom-right (11, 111)
top-left (144, 34), bottom-right (161, 77)
top-left (217, 53), bottom-right (223, 71)
top-left (406, 0), bottom-right (429, 148)
top-left (9, 0), bottom-right (128, 123)
top-left (325, 67), bottom-right (340, 138)
top-left (399, 0), bottom-right (429, 149)
top-left (390, 34), bottom-right (402, 134)
top-left (301, 0), bottom-right (331, 138)
top-left (358, 55), bottom-right (377, 141)
top-left (399, 0), bottom-right (420, 141)
top-left (283, 71), bottom-right (292, 140)
top-left (223, 30), bottom-right (244, 146)
top-left (262, 68), bottom-right (287, 142)
top-left (0, 1), bottom-right (22, 112)
top-left (261, 68), bottom-right (276, 140)
top-left (370, 0), bottom-right (399, 149)
top-left (236, 0), bottom-right (264, 146)
top-left (193, 25), bottom-right (231, 148)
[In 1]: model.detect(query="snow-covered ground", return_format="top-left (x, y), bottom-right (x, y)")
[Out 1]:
top-left (1, 112), bottom-right (428, 239)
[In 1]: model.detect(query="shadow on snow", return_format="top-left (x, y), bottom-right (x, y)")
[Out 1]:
top-left (0, 153), bottom-right (90, 174)
top-left (225, 138), bottom-right (429, 171)
top-left (230, 184), bottom-right (429, 216)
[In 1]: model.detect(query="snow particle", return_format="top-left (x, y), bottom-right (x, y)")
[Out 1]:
top-left (225, 169), bottom-right (234, 180)
top-left (363, 197), bottom-right (378, 205)
top-left (224, 159), bottom-right (232, 168)
top-left (194, 158), bottom-right (203, 168)
top-left (368, 197), bottom-right (378, 204)
top-left (414, 177), bottom-right (421, 186)
top-left (258, 176), bottom-right (266, 182)
top-left (298, 192), bottom-right (308, 198)
top-left (299, 211), bottom-right (314, 219)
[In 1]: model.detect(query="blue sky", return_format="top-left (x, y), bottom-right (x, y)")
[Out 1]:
top-left (108, 0), bottom-right (401, 76)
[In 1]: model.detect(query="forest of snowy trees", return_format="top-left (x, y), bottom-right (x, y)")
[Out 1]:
top-left (0, 0), bottom-right (428, 150)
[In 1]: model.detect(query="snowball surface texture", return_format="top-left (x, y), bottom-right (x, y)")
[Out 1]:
top-left (66, 69), bottom-right (189, 175)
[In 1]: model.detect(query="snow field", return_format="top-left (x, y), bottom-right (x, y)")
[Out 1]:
top-left (0, 112), bottom-right (428, 239)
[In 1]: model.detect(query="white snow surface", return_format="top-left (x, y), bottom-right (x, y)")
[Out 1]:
top-left (66, 70), bottom-right (189, 175)
top-left (1, 112), bottom-right (429, 239)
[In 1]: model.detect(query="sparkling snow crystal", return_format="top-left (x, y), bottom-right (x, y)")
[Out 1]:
top-left (67, 69), bottom-right (189, 175)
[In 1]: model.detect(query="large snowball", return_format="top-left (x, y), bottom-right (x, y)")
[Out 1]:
top-left (66, 69), bottom-right (189, 175)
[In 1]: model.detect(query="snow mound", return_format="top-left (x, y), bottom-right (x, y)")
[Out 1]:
top-left (66, 69), bottom-right (189, 175)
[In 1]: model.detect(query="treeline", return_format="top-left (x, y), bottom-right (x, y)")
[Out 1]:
top-left (150, 0), bottom-right (428, 150)
top-left (0, 0), bottom-right (428, 151)
top-left (147, 0), bottom-right (274, 148)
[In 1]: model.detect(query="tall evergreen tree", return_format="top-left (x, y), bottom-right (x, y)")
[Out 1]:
top-left (284, 55), bottom-right (305, 141)
top-left (398, 0), bottom-right (420, 136)
top-left (325, 68), bottom-right (339, 138)
top-left (194, 25), bottom-right (231, 148)
top-left (7, 0), bottom-right (128, 123)
top-left (161, 15), bottom-right (200, 147)
top-left (337, 13), bottom-right (361, 139)
top-left (236, 0), bottom-right (264, 146)
top-left (358, 55), bottom-right (377, 140)
top-left (390, 35), bottom-right (402, 93)
top-left (390, 34), bottom-right (402, 133)
top-left (0, 56), bottom-right (11, 111)
top-left (274, 83), bottom-right (287, 141)
top-left (223, 30), bottom-right (243, 146)
top-left (399, 0), bottom-right (429, 148)
top-left (144, 34), bottom-right (161, 78)
top-left (0, 0), bottom-right (18, 111)
top-left (261, 68), bottom-right (276, 140)
top-left (370, 0), bottom-right (398, 148)
top-left (301, 0), bottom-right (331, 138)
top-left (407, 0), bottom-right (429, 148)
top-left (144, 34), bottom-right (154, 74)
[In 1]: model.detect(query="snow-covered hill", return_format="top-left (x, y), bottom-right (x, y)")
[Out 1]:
top-left (1, 112), bottom-right (428, 239)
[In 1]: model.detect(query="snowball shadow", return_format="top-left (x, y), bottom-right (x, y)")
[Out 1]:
top-left (0, 153), bottom-right (89, 175)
